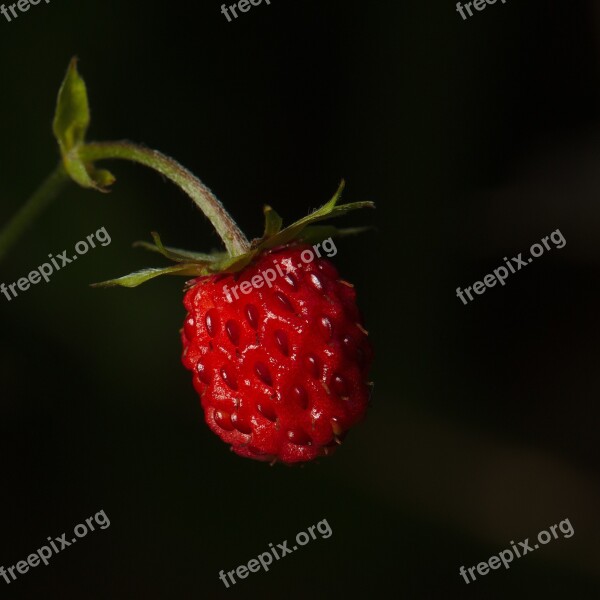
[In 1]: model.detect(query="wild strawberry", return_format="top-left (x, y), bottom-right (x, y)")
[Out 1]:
top-left (180, 244), bottom-right (372, 464)
top-left (96, 179), bottom-right (374, 464)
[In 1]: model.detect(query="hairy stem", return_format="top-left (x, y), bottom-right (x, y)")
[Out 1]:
top-left (80, 142), bottom-right (250, 256)
top-left (0, 164), bottom-right (70, 263)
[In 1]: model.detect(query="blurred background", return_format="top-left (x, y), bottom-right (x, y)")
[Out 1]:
top-left (1, 0), bottom-right (599, 597)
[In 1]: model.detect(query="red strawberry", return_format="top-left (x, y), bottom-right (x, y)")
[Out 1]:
top-left (180, 244), bottom-right (372, 464)
top-left (96, 178), bottom-right (374, 464)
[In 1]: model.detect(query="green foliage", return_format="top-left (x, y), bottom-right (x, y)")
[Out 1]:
top-left (53, 58), bottom-right (114, 191)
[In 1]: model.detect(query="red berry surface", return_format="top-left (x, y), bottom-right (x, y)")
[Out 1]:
top-left (181, 244), bottom-right (373, 464)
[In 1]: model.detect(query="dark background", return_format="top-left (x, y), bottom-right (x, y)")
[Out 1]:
top-left (1, 0), bottom-right (600, 597)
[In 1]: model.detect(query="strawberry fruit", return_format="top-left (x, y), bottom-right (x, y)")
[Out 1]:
top-left (180, 244), bottom-right (373, 464)
top-left (97, 181), bottom-right (375, 464)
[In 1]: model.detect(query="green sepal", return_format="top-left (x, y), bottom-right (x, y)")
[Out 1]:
top-left (91, 263), bottom-right (208, 288)
top-left (210, 249), bottom-right (260, 274)
top-left (95, 180), bottom-right (374, 287)
top-left (262, 205), bottom-right (283, 238)
top-left (53, 58), bottom-right (114, 191)
top-left (255, 180), bottom-right (374, 250)
top-left (211, 181), bottom-right (374, 273)
top-left (133, 232), bottom-right (225, 263)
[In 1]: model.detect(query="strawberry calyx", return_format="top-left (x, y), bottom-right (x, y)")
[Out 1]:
top-left (92, 180), bottom-right (374, 288)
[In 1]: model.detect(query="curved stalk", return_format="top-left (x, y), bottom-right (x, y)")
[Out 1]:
top-left (80, 141), bottom-right (250, 256)
top-left (0, 142), bottom-right (251, 264)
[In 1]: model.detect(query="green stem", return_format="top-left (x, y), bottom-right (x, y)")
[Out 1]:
top-left (80, 142), bottom-right (250, 256)
top-left (0, 141), bottom-right (250, 264)
top-left (0, 164), bottom-right (70, 263)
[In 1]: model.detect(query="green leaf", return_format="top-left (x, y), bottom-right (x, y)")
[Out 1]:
top-left (91, 263), bottom-right (207, 288)
top-left (53, 57), bottom-right (90, 154)
top-left (52, 58), bottom-right (114, 191)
